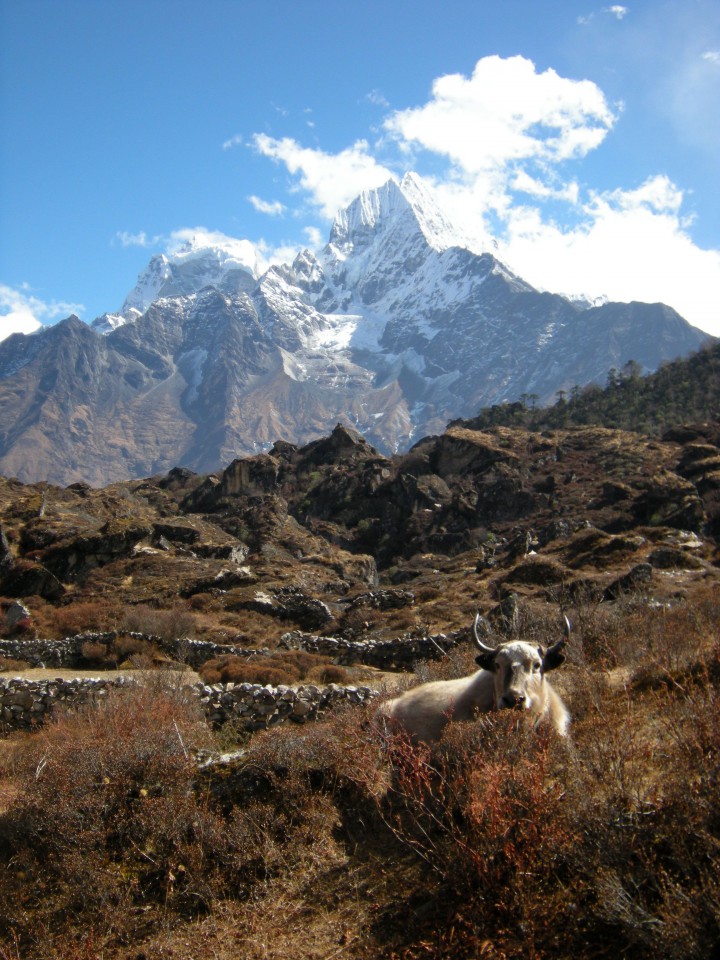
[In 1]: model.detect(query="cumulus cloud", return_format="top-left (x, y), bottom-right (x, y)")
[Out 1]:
top-left (252, 134), bottom-right (394, 219)
top-left (222, 134), bottom-right (243, 150)
top-left (497, 176), bottom-right (720, 333)
top-left (248, 195), bottom-right (287, 217)
top-left (238, 54), bottom-right (719, 335)
top-left (605, 5), bottom-right (629, 19)
top-left (164, 228), bottom-right (259, 267)
top-left (250, 56), bottom-right (617, 236)
top-left (0, 284), bottom-right (84, 343)
top-left (383, 56), bottom-right (617, 174)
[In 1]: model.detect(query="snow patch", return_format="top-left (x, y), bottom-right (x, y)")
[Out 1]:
top-left (178, 348), bottom-right (208, 405)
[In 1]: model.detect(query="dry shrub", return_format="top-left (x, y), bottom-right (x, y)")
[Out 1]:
top-left (186, 592), bottom-right (223, 613)
top-left (625, 595), bottom-right (719, 689)
top-left (0, 657), bottom-right (30, 673)
top-left (0, 683), bottom-right (221, 952)
top-left (200, 656), bottom-right (302, 686)
top-left (560, 585), bottom-right (627, 665)
top-left (377, 719), bottom-right (579, 956)
top-left (308, 663), bottom-right (352, 684)
top-left (199, 649), bottom-right (346, 687)
top-left (50, 600), bottom-right (120, 638)
top-left (119, 603), bottom-right (196, 645)
top-left (78, 639), bottom-right (110, 667)
top-left (112, 633), bottom-right (157, 661)
top-left (558, 647), bottom-right (720, 959)
top-left (275, 649), bottom-right (327, 674)
top-left (75, 634), bottom-right (162, 670)
top-left (0, 679), bottom-right (340, 958)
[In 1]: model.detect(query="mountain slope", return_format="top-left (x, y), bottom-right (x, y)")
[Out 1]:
top-left (0, 175), bottom-right (711, 485)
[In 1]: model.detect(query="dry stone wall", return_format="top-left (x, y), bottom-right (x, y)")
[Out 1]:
top-left (0, 674), bottom-right (378, 733)
top-left (0, 633), bottom-right (104, 667)
top-left (279, 629), bottom-right (465, 669)
top-left (0, 675), bottom-right (137, 728)
top-left (197, 681), bottom-right (378, 730)
top-left (0, 633), bottom-right (273, 670)
top-left (1, 628), bottom-right (467, 672)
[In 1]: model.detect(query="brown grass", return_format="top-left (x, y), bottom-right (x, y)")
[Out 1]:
top-left (0, 588), bottom-right (719, 959)
top-left (199, 649), bottom-right (352, 686)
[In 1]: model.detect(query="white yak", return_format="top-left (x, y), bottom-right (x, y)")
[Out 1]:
top-left (381, 614), bottom-right (570, 744)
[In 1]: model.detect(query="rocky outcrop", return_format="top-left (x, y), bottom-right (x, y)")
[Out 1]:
top-left (0, 557), bottom-right (64, 600)
top-left (0, 419), bottom-right (718, 662)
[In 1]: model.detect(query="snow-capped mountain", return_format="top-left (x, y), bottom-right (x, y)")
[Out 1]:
top-left (0, 174), bottom-right (711, 485)
top-left (93, 234), bottom-right (260, 333)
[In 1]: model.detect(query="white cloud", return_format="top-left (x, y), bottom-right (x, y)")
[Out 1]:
top-left (164, 228), bottom-right (259, 267)
top-left (248, 195), bottom-right (287, 217)
top-left (116, 230), bottom-right (160, 248)
top-left (366, 89), bottom-right (390, 108)
top-left (597, 175), bottom-right (684, 216)
top-left (303, 226), bottom-right (324, 248)
top-left (252, 134), bottom-right (395, 219)
top-left (510, 170), bottom-right (580, 204)
top-left (702, 50), bottom-right (720, 65)
top-left (0, 284), bottom-right (84, 343)
top-left (222, 134), bottom-right (243, 150)
top-left (605, 5), bottom-right (629, 19)
top-left (383, 55), bottom-right (617, 175)
top-left (497, 176), bottom-right (720, 334)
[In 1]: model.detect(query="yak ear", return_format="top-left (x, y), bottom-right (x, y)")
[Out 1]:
top-left (542, 646), bottom-right (566, 672)
top-left (476, 652), bottom-right (496, 671)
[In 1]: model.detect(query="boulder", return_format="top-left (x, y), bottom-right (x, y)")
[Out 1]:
top-left (603, 563), bottom-right (653, 601)
top-left (0, 558), bottom-right (65, 600)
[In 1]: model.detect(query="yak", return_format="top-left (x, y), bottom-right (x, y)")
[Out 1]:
top-left (380, 613), bottom-right (571, 744)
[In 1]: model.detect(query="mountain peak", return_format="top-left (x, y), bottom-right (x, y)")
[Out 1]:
top-left (328, 174), bottom-right (464, 257)
top-left (118, 233), bottom-right (260, 321)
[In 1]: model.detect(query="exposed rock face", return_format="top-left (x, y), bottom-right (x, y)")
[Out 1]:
top-left (0, 177), bottom-right (710, 486)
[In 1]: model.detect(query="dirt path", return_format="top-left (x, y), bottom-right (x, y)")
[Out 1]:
top-left (0, 666), bottom-right (203, 683)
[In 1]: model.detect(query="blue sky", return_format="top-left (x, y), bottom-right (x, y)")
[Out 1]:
top-left (1, 0), bottom-right (719, 338)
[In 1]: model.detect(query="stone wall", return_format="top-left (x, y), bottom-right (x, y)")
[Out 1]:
top-left (0, 633), bottom-right (103, 667)
top-left (0, 675), bottom-right (138, 728)
top-left (279, 629), bottom-right (466, 669)
top-left (0, 632), bottom-right (273, 670)
top-left (196, 680), bottom-right (378, 730)
top-left (0, 674), bottom-right (378, 733)
top-left (1, 628), bottom-right (468, 672)
top-left (174, 638), bottom-right (272, 669)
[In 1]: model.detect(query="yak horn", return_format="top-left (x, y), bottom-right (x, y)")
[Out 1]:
top-left (472, 613), bottom-right (498, 656)
top-left (546, 615), bottom-right (571, 657)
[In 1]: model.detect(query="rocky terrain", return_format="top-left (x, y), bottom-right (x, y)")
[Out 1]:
top-left (1, 415), bottom-right (720, 960)
top-left (1, 418), bottom-right (718, 658)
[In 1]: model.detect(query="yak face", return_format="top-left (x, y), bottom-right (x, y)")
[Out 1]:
top-left (475, 640), bottom-right (565, 712)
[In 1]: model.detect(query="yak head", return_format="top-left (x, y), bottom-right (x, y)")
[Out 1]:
top-left (471, 613), bottom-right (569, 711)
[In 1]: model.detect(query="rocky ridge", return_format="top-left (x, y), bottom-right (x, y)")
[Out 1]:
top-left (1, 420), bottom-right (718, 676)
